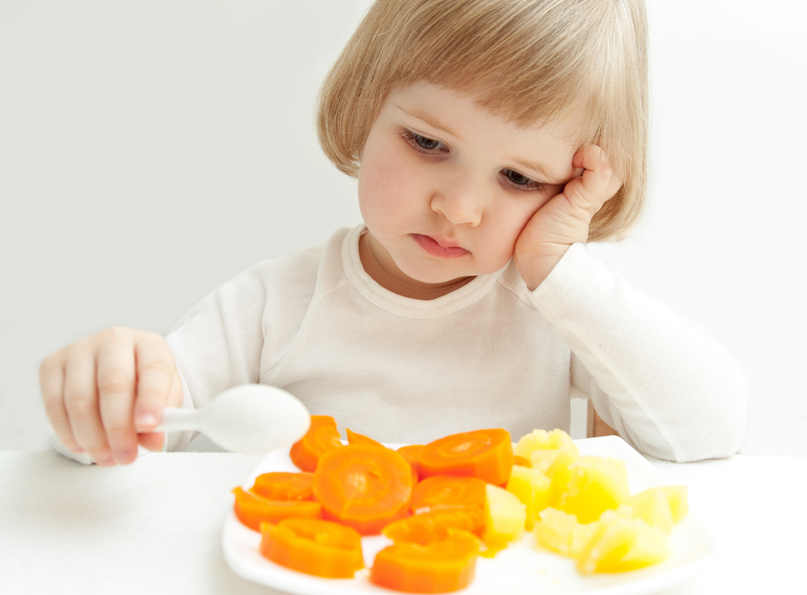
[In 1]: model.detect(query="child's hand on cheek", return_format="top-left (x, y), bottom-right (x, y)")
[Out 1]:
top-left (513, 145), bottom-right (623, 291)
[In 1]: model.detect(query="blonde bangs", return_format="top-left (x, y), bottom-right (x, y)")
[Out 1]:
top-left (317, 0), bottom-right (648, 241)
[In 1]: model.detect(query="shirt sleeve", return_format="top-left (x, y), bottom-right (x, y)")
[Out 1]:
top-left (529, 243), bottom-right (749, 462)
top-left (163, 263), bottom-right (270, 451)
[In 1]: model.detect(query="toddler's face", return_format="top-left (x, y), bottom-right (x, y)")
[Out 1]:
top-left (357, 81), bottom-right (581, 299)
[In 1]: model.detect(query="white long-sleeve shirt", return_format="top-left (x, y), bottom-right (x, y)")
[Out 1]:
top-left (163, 224), bottom-right (748, 462)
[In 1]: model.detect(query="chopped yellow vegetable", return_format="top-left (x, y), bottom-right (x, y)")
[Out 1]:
top-left (506, 464), bottom-right (552, 530)
top-left (484, 483), bottom-right (526, 546)
top-left (555, 456), bottom-right (630, 523)
top-left (577, 510), bottom-right (671, 574)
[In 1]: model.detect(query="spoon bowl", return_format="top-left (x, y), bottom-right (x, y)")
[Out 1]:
top-left (155, 384), bottom-right (310, 455)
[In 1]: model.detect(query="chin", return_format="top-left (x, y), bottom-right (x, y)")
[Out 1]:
top-left (398, 260), bottom-right (476, 285)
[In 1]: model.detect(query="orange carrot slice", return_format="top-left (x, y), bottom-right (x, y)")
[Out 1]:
top-left (232, 487), bottom-right (321, 531)
top-left (370, 530), bottom-right (480, 593)
top-left (289, 415), bottom-right (343, 472)
top-left (260, 518), bottom-right (364, 578)
top-left (383, 508), bottom-right (479, 544)
top-left (419, 428), bottom-right (514, 485)
top-left (397, 444), bottom-right (425, 482)
top-left (410, 475), bottom-right (487, 535)
top-left (346, 428), bottom-right (387, 448)
top-left (251, 472), bottom-right (314, 501)
top-left (313, 444), bottom-right (414, 535)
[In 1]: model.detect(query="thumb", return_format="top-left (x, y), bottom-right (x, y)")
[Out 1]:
top-left (132, 332), bottom-right (183, 450)
top-left (137, 366), bottom-right (183, 452)
top-left (565, 145), bottom-right (622, 214)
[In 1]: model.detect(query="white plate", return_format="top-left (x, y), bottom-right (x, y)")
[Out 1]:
top-left (222, 436), bottom-right (716, 595)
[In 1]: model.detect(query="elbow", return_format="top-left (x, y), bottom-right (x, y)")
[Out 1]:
top-left (675, 373), bottom-right (750, 463)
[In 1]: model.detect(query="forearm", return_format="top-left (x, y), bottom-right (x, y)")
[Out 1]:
top-left (531, 243), bottom-right (748, 462)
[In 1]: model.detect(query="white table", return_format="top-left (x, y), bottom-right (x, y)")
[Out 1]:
top-left (0, 450), bottom-right (803, 595)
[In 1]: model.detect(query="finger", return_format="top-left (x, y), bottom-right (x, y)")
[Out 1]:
top-left (138, 361), bottom-right (182, 451)
top-left (573, 146), bottom-right (614, 194)
top-left (138, 431), bottom-right (165, 452)
top-left (565, 146), bottom-right (622, 212)
top-left (572, 144), bottom-right (610, 170)
top-left (137, 361), bottom-right (182, 452)
top-left (63, 347), bottom-right (113, 465)
top-left (40, 351), bottom-right (80, 453)
top-left (96, 329), bottom-right (138, 465)
top-left (133, 333), bottom-right (178, 431)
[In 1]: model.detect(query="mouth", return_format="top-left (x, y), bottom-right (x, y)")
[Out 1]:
top-left (412, 234), bottom-right (469, 259)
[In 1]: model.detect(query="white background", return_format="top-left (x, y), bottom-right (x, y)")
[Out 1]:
top-left (1, 0), bottom-right (805, 455)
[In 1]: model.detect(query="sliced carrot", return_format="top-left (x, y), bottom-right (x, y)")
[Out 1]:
top-left (260, 518), bottom-right (364, 578)
top-left (513, 455), bottom-right (532, 468)
top-left (397, 444), bottom-right (425, 482)
top-left (232, 487), bottom-right (321, 531)
top-left (370, 530), bottom-right (480, 593)
top-left (313, 444), bottom-right (414, 535)
top-left (410, 475), bottom-right (487, 535)
top-left (346, 428), bottom-right (387, 448)
top-left (419, 428), bottom-right (514, 486)
top-left (289, 415), bottom-right (344, 472)
top-left (383, 508), bottom-right (479, 544)
top-left (250, 472), bottom-right (314, 501)
top-left (411, 476), bottom-right (488, 510)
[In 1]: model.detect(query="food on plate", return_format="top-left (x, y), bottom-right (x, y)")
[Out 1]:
top-left (483, 483), bottom-right (526, 547)
top-left (397, 444), bottom-right (426, 482)
top-left (313, 443), bottom-right (415, 535)
top-left (515, 429), bottom-right (581, 476)
top-left (626, 487), bottom-right (674, 534)
top-left (250, 471), bottom-right (315, 501)
top-left (409, 475), bottom-right (486, 535)
top-left (418, 428), bottom-right (514, 486)
top-left (370, 529), bottom-right (480, 593)
top-left (234, 425), bottom-right (691, 588)
top-left (289, 415), bottom-right (344, 472)
top-left (576, 509), bottom-right (672, 574)
top-left (533, 486), bottom-right (687, 572)
top-left (534, 507), bottom-right (599, 558)
top-left (346, 428), bottom-right (388, 448)
top-left (376, 507), bottom-right (482, 592)
top-left (545, 444), bottom-right (583, 503)
top-left (383, 508), bottom-right (479, 543)
top-left (505, 463), bottom-right (552, 530)
top-left (232, 487), bottom-right (322, 531)
top-left (657, 485), bottom-right (688, 524)
top-left (514, 428), bottom-right (579, 456)
top-left (259, 517), bottom-right (365, 578)
top-left (553, 456), bottom-right (630, 523)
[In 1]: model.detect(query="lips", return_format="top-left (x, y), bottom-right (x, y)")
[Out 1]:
top-left (412, 234), bottom-right (469, 259)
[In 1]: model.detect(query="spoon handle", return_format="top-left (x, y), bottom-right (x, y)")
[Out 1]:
top-left (154, 407), bottom-right (201, 432)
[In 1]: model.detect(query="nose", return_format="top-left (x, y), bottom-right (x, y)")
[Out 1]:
top-left (430, 175), bottom-right (485, 227)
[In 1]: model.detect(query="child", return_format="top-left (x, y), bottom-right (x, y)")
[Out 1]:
top-left (40, 0), bottom-right (747, 467)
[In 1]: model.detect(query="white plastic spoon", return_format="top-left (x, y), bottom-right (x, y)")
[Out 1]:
top-left (154, 384), bottom-right (310, 455)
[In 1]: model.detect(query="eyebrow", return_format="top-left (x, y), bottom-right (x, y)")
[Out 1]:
top-left (394, 104), bottom-right (464, 142)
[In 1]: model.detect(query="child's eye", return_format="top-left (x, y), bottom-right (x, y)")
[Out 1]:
top-left (502, 168), bottom-right (546, 192)
top-left (402, 129), bottom-right (448, 153)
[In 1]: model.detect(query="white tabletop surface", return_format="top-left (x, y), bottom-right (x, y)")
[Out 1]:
top-left (0, 449), bottom-right (804, 595)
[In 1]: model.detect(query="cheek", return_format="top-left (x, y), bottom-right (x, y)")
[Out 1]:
top-left (505, 188), bottom-right (560, 232)
top-left (358, 145), bottom-right (420, 225)
top-left (492, 197), bottom-right (547, 237)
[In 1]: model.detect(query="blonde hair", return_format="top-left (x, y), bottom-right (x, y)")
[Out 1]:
top-left (317, 0), bottom-right (648, 241)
